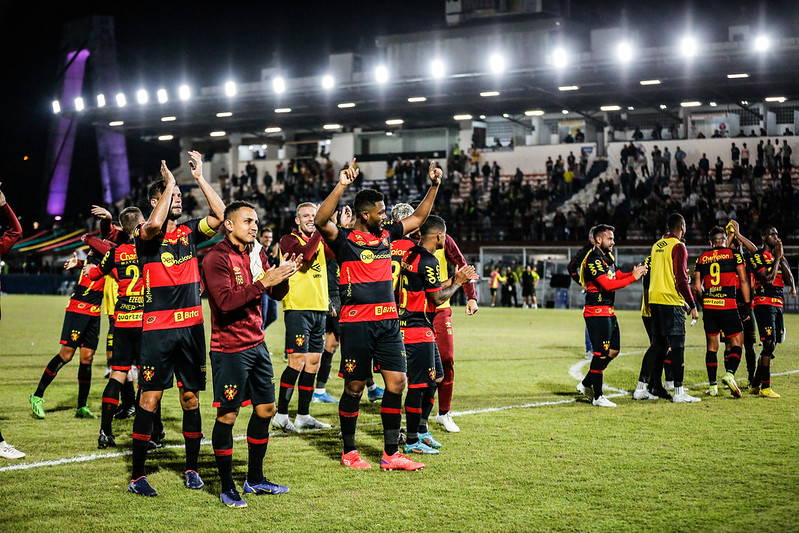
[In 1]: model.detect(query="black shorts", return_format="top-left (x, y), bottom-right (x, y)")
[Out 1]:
top-left (59, 311), bottom-right (100, 350)
top-left (211, 343), bottom-right (275, 409)
top-left (139, 324), bottom-right (207, 391)
top-left (642, 315), bottom-right (653, 342)
top-left (107, 316), bottom-right (115, 352)
top-left (339, 319), bottom-right (406, 381)
top-left (110, 327), bottom-right (141, 371)
top-left (434, 344), bottom-right (444, 380)
top-left (584, 315), bottom-right (620, 356)
top-left (490, 288), bottom-right (497, 296)
top-left (702, 308), bottom-right (743, 338)
top-left (737, 304), bottom-right (756, 344)
top-left (650, 304), bottom-right (686, 338)
top-left (325, 312), bottom-right (340, 339)
top-left (522, 286), bottom-right (534, 297)
top-left (754, 305), bottom-right (784, 345)
top-left (404, 338), bottom-right (438, 387)
top-left (284, 310), bottom-right (325, 354)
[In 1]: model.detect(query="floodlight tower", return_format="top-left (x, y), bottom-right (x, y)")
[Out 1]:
top-left (44, 15), bottom-right (130, 217)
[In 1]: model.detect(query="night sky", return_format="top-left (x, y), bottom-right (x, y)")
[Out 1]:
top-left (0, 0), bottom-right (795, 223)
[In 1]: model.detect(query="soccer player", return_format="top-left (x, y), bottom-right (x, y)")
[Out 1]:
top-left (736, 225), bottom-right (796, 397)
top-left (521, 265), bottom-right (539, 309)
top-left (726, 221), bottom-right (759, 385)
top-left (0, 183), bottom-right (25, 459)
top-left (397, 216), bottom-right (477, 453)
top-left (634, 213), bottom-right (701, 404)
top-left (273, 202), bottom-right (334, 432)
top-left (202, 201), bottom-right (300, 508)
top-left (575, 224), bottom-right (647, 407)
top-left (128, 152), bottom-right (225, 497)
top-left (315, 158), bottom-right (440, 471)
top-left (639, 255), bottom-right (674, 399)
top-left (568, 228), bottom-right (598, 360)
top-left (692, 226), bottom-right (750, 398)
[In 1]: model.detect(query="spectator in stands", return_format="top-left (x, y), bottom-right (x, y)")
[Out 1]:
top-left (564, 132), bottom-right (575, 144)
top-left (632, 127), bottom-right (644, 141)
top-left (662, 147), bottom-right (672, 177)
top-left (757, 140), bottom-right (765, 166)
top-left (730, 162), bottom-right (744, 195)
top-left (698, 153), bottom-right (709, 178)
top-left (697, 132), bottom-right (706, 139)
top-left (731, 142), bottom-right (740, 164)
top-left (750, 129), bottom-right (758, 137)
top-left (575, 129), bottom-right (585, 142)
top-left (781, 140), bottom-right (792, 169)
top-left (715, 156), bottom-right (724, 183)
top-left (784, 127), bottom-right (793, 136)
top-left (711, 129), bottom-right (722, 138)
top-left (651, 146), bottom-right (662, 179)
top-left (741, 143), bottom-right (750, 168)
top-left (492, 161), bottom-right (501, 188)
top-left (545, 157), bottom-right (553, 180)
top-left (482, 161), bottom-right (491, 191)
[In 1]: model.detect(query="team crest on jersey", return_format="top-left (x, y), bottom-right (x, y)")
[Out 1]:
top-left (224, 384), bottom-right (238, 401)
top-left (141, 366), bottom-right (155, 382)
top-left (428, 367), bottom-right (436, 381)
top-left (295, 334), bottom-right (306, 347)
top-left (603, 341), bottom-right (610, 351)
top-left (382, 237), bottom-right (389, 247)
top-left (765, 326), bottom-right (773, 336)
top-left (344, 359), bottom-right (356, 373)
top-left (70, 330), bottom-right (81, 341)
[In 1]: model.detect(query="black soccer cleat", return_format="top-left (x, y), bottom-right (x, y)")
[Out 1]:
top-left (98, 430), bottom-right (117, 449)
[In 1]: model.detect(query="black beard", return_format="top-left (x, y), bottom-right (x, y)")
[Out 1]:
top-left (168, 211), bottom-right (181, 221)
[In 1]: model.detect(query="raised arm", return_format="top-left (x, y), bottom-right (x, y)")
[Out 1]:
top-left (315, 158), bottom-right (358, 242)
top-left (189, 150), bottom-right (225, 230)
top-left (140, 160), bottom-right (176, 241)
top-left (729, 221), bottom-right (758, 254)
top-left (736, 263), bottom-right (751, 304)
top-left (400, 161), bottom-right (441, 235)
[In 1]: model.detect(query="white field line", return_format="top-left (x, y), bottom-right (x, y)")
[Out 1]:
top-left (3, 357), bottom-right (797, 473)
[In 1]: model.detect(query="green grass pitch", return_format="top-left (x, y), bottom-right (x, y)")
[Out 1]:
top-left (1, 294), bottom-right (798, 532)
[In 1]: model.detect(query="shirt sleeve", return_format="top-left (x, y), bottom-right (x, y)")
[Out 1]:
top-left (258, 250), bottom-right (290, 301)
top-left (385, 221), bottom-right (405, 242)
top-left (279, 231), bottom-right (322, 262)
top-left (203, 249), bottom-right (264, 313)
top-left (186, 218), bottom-right (217, 244)
top-left (81, 233), bottom-right (113, 256)
top-left (671, 243), bottom-right (695, 308)
top-left (443, 234), bottom-right (477, 300)
top-left (0, 203), bottom-right (22, 256)
top-left (420, 254), bottom-right (443, 293)
top-left (88, 249), bottom-right (116, 281)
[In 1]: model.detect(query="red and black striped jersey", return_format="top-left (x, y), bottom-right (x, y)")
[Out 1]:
top-left (694, 247), bottom-right (744, 310)
top-left (135, 218), bottom-right (216, 331)
top-left (750, 249), bottom-right (784, 307)
top-left (91, 240), bottom-right (144, 328)
top-left (391, 236), bottom-right (416, 290)
top-left (65, 255), bottom-right (104, 317)
top-left (397, 245), bottom-right (442, 343)
top-left (331, 222), bottom-right (405, 323)
top-left (580, 247), bottom-right (635, 317)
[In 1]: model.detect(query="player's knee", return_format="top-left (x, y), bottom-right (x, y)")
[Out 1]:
top-left (667, 335), bottom-right (685, 350)
top-left (762, 339), bottom-right (775, 356)
top-left (344, 380), bottom-right (365, 397)
top-left (180, 390), bottom-right (200, 410)
top-left (216, 409), bottom-right (238, 425)
top-left (255, 403), bottom-right (276, 418)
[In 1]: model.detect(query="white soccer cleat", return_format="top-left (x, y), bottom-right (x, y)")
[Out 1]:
top-left (272, 414), bottom-right (299, 434)
top-left (664, 381), bottom-right (675, 392)
top-left (294, 414), bottom-right (331, 430)
top-left (632, 388), bottom-right (658, 400)
top-left (585, 351), bottom-right (593, 360)
top-left (672, 392), bottom-right (702, 403)
top-left (0, 440), bottom-right (25, 459)
top-left (435, 412), bottom-right (460, 433)
top-left (592, 395), bottom-right (617, 408)
top-left (576, 382), bottom-right (594, 400)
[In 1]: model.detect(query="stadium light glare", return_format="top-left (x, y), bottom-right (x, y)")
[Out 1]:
top-left (109, 120), bottom-right (124, 126)
top-left (337, 102), bottom-right (356, 108)
top-left (727, 73), bottom-right (749, 79)
top-left (323, 124), bottom-right (342, 130)
top-left (479, 115), bottom-right (486, 119)
top-left (680, 101), bottom-right (701, 107)
top-left (375, 65), bottom-right (389, 84)
top-left (74, 97), bottom-right (85, 112)
top-left (600, 105), bottom-right (621, 111)
top-left (216, 111), bottom-right (233, 117)
top-left (210, 131), bottom-right (226, 137)
top-left (627, 106), bottom-right (635, 110)
top-left (321, 74), bottom-right (335, 90)
top-left (480, 91), bottom-right (500, 97)
top-left (52, 100), bottom-right (61, 114)
top-left (158, 135), bottom-right (173, 141)
top-left (561, 109), bottom-right (569, 114)
top-left (115, 93), bottom-right (126, 107)
top-left (224, 81), bottom-right (237, 97)
top-left (273, 76), bottom-right (286, 94)
top-left (453, 114), bottom-right (473, 120)
top-left (275, 108), bottom-right (292, 113)
top-left (754, 35), bottom-right (770, 52)
top-left (156, 88), bottom-right (168, 104)
top-left (617, 42), bottom-right (633, 63)
top-left (385, 119), bottom-right (404, 125)
top-left (659, 104), bottom-right (667, 109)
top-left (96, 94), bottom-right (106, 108)
top-left (386, 131), bottom-right (394, 136)
top-left (640, 79), bottom-right (661, 86)
top-left (709, 101), bottom-right (718, 107)
top-left (264, 127), bottom-right (282, 133)
top-left (430, 59), bottom-right (445, 79)
top-left (136, 89), bottom-right (148, 105)
top-left (489, 54), bottom-right (505, 74)
top-left (178, 84), bottom-right (191, 101)
top-left (765, 96), bottom-right (786, 103)
top-left (552, 47), bottom-right (568, 68)
top-left (558, 85), bottom-right (579, 91)
top-left (524, 110), bottom-right (544, 116)
top-left (680, 37), bottom-right (698, 58)
top-left (408, 97), bottom-right (427, 103)
top-left (161, 116), bottom-right (177, 122)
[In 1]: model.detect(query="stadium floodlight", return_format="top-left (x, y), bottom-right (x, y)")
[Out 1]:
top-left (323, 124), bottom-right (342, 130)
top-left (178, 84), bottom-right (191, 101)
top-left (627, 106), bottom-right (635, 110)
top-left (754, 35), bottom-right (770, 52)
top-left (264, 127), bottom-right (282, 133)
top-left (321, 74), bottom-right (335, 90)
top-left (136, 89), bottom-right (148, 105)
top-left (386, 131), bottom-right (394, 136)
top-left (561, 109), bottom-right (569, 114)
top-left (273, 76), bottom-right (286, 94)
top-left (617, 42), bottom-right (633, 63)
top-left (275, 107), bottom-right (292, 113)
top-left (502, 113), bottom-right (509, 118)
top-left (680, 37), bottom-right (698, 58)
top-left (261, 144), bottom-right (267, 149)
top-left (430, 59), bottom-right (445, 79)
top-left (74, 97), bottom-right (85, 112)
top-left (709, 101), bottom-right (718, 107)
top-left (109, 120), bottom-right (124, 126)
top-left (741, 100), bottom-right (749, 105)
top-left (727, 73), bottom-right (749, 79)
top-left (158, 135), bottom-right (174, 141)
top-left (453, 114), bottom-right (473, 120)
top-left (524, 110), bottom-right (544, 116)
top-left (52, 100), bottom-right (61, 114)
top-left (600, 105), bottom-right (621, 112)
top-left (489, 54), bottom-right (505, 74)
top-left (115, 93), bottom-right (127, 107)
top-left (479, 114), bottom-right (486, 119)
top-left (161, 116), bottom-right (177, 122)
top-left (338, 102), bottom-right (356, 108)
top-left (552, 47), bottom-right (568, 68)
top-left (210, 131), bottom-right (226, 137)
top-left (407, 97), bottom-right (427, 103)
top-left (96, 94), bottom-right (106, 108)
top-left (558, 85), bottom-right (579, 91)
top-left (156, 88), bottom-right (168, 104)
top-left (659, 104), bottom-right (667, 109)
top-left (375, 65), bottom-right (389, 84)
top-left (385, 119), bottom-right (404, 125)
top-left (224, 81), bottom-right (237, 97)
top-left (216, 111), bottom-right (233, 117)
top-left (640, 79), bottom-right (661, 86)
top-left (680, 101), bottom-right (701, 107)
top-left (480, 91), bottom-right (500, 97)
top-left (765, 96), bottom-right (786, 103)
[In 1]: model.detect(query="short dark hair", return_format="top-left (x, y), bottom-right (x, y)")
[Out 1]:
top-left (761, 225), bottom-right (777, 237)
top-left (119, 207), bottom-right (143, 235)
top-left (224, 200), bottom-right (256, 221)
top-left (259, 227), bottom-right (273, 236)
top-left (593, 224), bottom-right (615, 239)
top-left (147, 179), bottom-right (166, 201)
top-left (420, 215), bottom-right (446, 236)
top-left (707, 226), bottom-right (726, 240)
top-left (353, 189), bottom-right (384, 214)
top-left (667, 213), bottom-right (685, 232)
